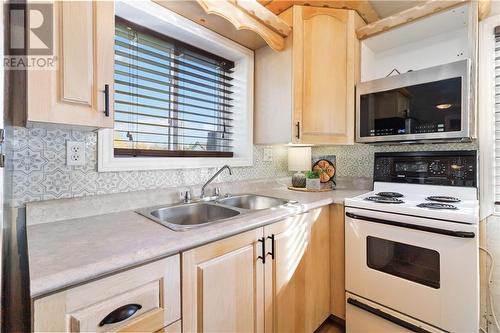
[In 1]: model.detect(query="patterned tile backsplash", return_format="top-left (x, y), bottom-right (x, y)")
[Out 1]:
top-left (10, 126), bottom-right (477, 207)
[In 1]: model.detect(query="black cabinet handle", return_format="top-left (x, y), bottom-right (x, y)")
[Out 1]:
top-left (345, 212), bottom-right (475, 238)
top-left (296, 121), bottom-right (300, 139)
top-left (257, 237), bottom-right (266, 263)
top-left (267, 234), bottom-right (275, 260)
top-left (99, 303), bottom-right (142, 327)
top-left (104, 84), bottom-right (110, 117)
top-left (347, 298), bottom-right (430, 333)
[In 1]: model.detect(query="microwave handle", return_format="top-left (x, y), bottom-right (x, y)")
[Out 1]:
top-left (345, 212), bottom-right (475, 238)
top-left (347, 298), bottom-right (431, 333)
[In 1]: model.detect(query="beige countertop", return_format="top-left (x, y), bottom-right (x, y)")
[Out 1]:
top-left (27, 181), bottom-right (368, 298)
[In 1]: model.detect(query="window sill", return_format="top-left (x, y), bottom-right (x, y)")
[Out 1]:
top-left (98, 129), bottom-right (252, 172)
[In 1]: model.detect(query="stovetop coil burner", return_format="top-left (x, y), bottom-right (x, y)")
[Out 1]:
top-left (365, 196), bottom-right (404, 204)
top-left (426, 196), bottom-right (461, 203)
top-left (417, 203), bottom-right (458, 210)
top-left (376, 192), bottom-right (404, 198)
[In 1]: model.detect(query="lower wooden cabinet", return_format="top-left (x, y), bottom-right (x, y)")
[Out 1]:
top-left (181, 207), bottom-right (330, 333)
top-left (330, 204), bottom-right (346, 320)
top-left (32, 255), bottom-right (181, 332)
top-left (182, 227), bottom-right (265, 332)
top-left (264, 207), bottom-right (330, 332)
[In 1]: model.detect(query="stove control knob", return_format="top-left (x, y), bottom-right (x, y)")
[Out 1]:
top-left (429, 161), bottom-right (445, 175)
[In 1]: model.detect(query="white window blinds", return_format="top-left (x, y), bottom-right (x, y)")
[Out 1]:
top-left (114, 17), bottom-right (235, 157)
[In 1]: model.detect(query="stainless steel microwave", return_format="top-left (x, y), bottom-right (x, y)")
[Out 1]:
top-left (356, 60), bottom-right (473, 144)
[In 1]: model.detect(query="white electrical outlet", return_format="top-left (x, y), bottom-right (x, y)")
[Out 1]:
top-left (66, 141), bottom-right (86, 166)
top-left (263, 148), bottom-right (273, 162)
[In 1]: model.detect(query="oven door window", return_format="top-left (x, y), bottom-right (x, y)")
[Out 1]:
top-left (366, 236), bottom-right (440, 289)
top-left (359, 77), bottom-right (462, 138)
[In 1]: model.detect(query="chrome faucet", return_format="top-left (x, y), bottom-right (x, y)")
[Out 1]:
top-left (201, 165), bottom-right (232, 198)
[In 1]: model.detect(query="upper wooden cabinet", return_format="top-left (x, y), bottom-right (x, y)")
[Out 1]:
top-left (255, 6), bottom-right (364, 145)
top-left (26, 1), bottom-right (115, 129)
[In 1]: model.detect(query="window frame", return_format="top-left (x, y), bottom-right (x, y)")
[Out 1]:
top-left (98, 0), bottom-right (254, 172)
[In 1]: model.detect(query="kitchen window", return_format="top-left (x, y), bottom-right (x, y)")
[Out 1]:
top-left (114, 18), bottom-right (234, 158)
top-left (98, 1), bottom-right (253, 171)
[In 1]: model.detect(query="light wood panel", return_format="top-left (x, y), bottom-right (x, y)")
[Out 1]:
top-left (181, 228), bottom-right (264, 333)
top-left (478, 0), bottom-right (491, 20)
top-left (356, 0), bottom-right (466, 39)
top-left (33, 255), bottom-right (181, 332)
top-left (26, 0), bottom-right (114, 128)
top-left (292, 6), bottom-right (363, 144)
top-left (258, 0), bottom-right (380, 23)
top-left (264, 207), bottom-right (330, 332)
top-left (196, 0), bottom-right (290, 51)
top-left (330, 204), bottom-right (346, 320)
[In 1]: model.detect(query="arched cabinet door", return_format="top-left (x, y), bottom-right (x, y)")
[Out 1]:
top-left (292, 6), bottom-right (364, 145)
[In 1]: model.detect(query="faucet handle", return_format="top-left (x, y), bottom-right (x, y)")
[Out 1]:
top-left (180, 189), bottom-right (192, 203)
top-left (214, 187), bottom-right (221, 197)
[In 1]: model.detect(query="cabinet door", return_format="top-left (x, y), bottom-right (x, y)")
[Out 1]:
top-left (264, 207), bottom-right (330, 332)
top-left (27, 1), bottom-right (114, 128)
top-left (292, 7), bottom-right (363, 144)
top-left (182, 228), bottom-right (265, 333)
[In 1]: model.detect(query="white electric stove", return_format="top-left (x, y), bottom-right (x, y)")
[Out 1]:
top-left (345, 181), bottom-right (479, 225)
top-left (344, 151), bottom-right (479, 333)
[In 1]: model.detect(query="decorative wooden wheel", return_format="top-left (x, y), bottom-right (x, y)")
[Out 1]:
top-left (312, 159), bottom-right (336, 183)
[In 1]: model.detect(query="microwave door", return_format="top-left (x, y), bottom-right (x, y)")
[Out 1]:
top-left (356, 59), bottom-right (471, 143)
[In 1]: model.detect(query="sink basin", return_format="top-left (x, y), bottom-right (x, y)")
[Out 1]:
top-left (138, 202), bottom-right (240, 231)
top-left (217, 194), bottom-right (289, 210)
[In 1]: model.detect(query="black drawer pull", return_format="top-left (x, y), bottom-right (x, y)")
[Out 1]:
top-left (99, 303), bottom-right (142, 326)
top-left (257, 237), bottom-right (266, 263)
top-left (296, 121), bottom-right (300, 139)
top-left (267, 234), bottom-right (275, 259)
top-left (104, 84), bottom-right (110, 117)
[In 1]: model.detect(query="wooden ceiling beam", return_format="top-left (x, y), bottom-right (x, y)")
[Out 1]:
top-left (196, 0), bottom-right (291, 51)
top-left (356, 0), bottom-right (466, 40)
top-left (257, 0), bottom-right (380, 23)
top-left (478, 0), bottom-right (491, 20)
top-left (232, 0), bottom-right (292, 36)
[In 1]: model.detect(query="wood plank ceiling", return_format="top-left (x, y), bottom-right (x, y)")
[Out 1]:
top-left (257, 0), bottom-right (381, 23)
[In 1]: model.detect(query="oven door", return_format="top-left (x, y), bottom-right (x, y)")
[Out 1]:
top-left (345, 207), bottom-right (478, 333)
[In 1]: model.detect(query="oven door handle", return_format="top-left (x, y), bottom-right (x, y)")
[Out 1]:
top-left (345, 212), bottom-right (475, 238)
top-left (347, 298), bottom-right (431, 333)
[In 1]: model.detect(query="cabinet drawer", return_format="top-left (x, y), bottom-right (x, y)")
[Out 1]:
top-left (33, 255), bottom-right (180, 332)
top-left (68, 281), bottom-right (160, 332)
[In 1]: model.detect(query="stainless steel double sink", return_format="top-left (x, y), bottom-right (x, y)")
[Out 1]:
top-left (136, 194), bottom-right (294, 231)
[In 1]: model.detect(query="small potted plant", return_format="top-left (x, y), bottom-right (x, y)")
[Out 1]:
top-left (305, 171), bottom-right (321, 190)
